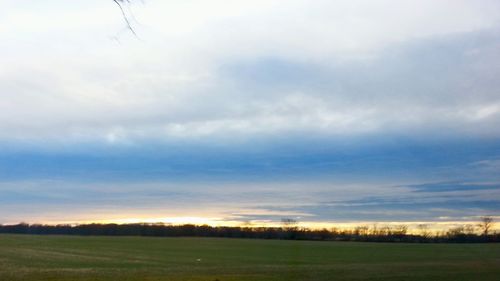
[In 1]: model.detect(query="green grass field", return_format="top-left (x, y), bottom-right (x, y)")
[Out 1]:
top-left (0, 235), bottom-right (498, 281)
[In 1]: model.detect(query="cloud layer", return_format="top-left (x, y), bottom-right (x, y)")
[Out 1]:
top-left (1, 0), bottom-right (500, 143)
top-left (1, 0), bottom-right (499, 225)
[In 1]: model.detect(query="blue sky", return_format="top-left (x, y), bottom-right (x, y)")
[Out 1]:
top-left (0, 0), bottom-right (499, 228)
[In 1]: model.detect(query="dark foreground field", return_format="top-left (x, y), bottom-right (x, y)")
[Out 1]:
top-left (0, 235), bottom-right (499, 281)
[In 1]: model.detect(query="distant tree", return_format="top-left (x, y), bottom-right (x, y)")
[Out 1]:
top-left (464, 224), bottom-right (475, 235)
top-left (1, 221), bottom-right (497, 243)
top-left (281, 218), bottom-right (298, 228)
top-left (478, 216), bottom-right (494, 236)
top-left (354, 226), bottom-right (369, 236)
top-left (447, 226), bottom-right (465, 237)
top-left (417, 224), bottom-right (431, 238)
top-left (393, 225), bottom-right (408, 236)
top-left (380, 226), bottom-right (392, 236)
top-left (281, 218), bottom-right (299, 239)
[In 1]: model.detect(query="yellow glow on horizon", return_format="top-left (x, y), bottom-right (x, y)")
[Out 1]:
top-left (27, 216), bottom-right (498, 234)
top-left (97, 216), bottom-right (241, 226)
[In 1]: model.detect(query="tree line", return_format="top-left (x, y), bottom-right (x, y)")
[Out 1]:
top-left (0, 217), bottom-right (497, 243)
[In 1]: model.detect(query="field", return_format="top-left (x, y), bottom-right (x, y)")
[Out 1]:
top-left (0, 235), bottom-right (499, 281)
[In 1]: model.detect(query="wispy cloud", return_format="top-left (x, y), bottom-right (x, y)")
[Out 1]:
top-left (405, 182), bottom-right (500, 193)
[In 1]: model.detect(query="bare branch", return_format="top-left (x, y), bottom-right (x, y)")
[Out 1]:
top-left (113, 0), bottom-right (137, 36)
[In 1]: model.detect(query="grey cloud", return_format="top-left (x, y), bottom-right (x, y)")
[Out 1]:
top-left (405, 181), bottom-right (500, 193)
top-left (0, 2), bottom-right (499, 142)
top-left (2, 178), bottom-right (498, 224)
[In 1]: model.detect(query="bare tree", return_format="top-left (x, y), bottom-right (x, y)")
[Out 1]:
top-left (417, 224), bottom-right (431, 238)
top-left (354, 226), bottom-right (369, 236)
top-left (393, 225), bottom-right (408, 236)
top-left (464, 224), bottom-right (475, 235)
top-left (281, 218), bottom-right (298, 229)
top-left (447, 225), bottom-right (465, 237)
top-left (280, 218), bottom-right (299, 239)
top-left (478, 216), bottom-right (494, 236)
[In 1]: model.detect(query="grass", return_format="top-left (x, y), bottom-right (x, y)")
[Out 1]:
top-left (0, 235), bottom-right (499, 281)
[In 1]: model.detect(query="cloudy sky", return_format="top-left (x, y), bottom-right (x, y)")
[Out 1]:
top-left (0, 0), bottom-right (499, 228)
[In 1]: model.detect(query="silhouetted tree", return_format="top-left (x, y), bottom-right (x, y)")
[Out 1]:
top-left (464, 224), bottom-right (475, 235)
top-left (417, 224), bottom-right (431, 239)
top-left (478, 216), bottom-right (494, 236)
top-left (1, 221), bottom-right (498, 243)
top-left (281, 218), bottom-right (299, 239)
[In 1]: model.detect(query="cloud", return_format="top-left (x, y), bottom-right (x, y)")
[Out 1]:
top-left (1, 1), bottom-right (500, 225)
top-left (0, 1), bottom-right (500, 143)
top-left (406, 182), bottom-right (500, 193)
top-left (1, 177), bottom-right (498, 224)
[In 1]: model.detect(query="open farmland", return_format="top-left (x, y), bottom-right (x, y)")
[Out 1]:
top-left (0, 234), bottom-right (499, 281)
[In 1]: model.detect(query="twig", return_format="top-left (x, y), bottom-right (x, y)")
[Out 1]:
top-left (113, 0), bottom-right (137, 36)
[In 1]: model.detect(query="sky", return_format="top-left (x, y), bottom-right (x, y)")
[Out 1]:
top-left (0, 0), bottom-right (499, 230)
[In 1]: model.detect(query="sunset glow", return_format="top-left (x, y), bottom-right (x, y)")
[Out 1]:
top-left (0, 0), bottom-right (499, 229)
